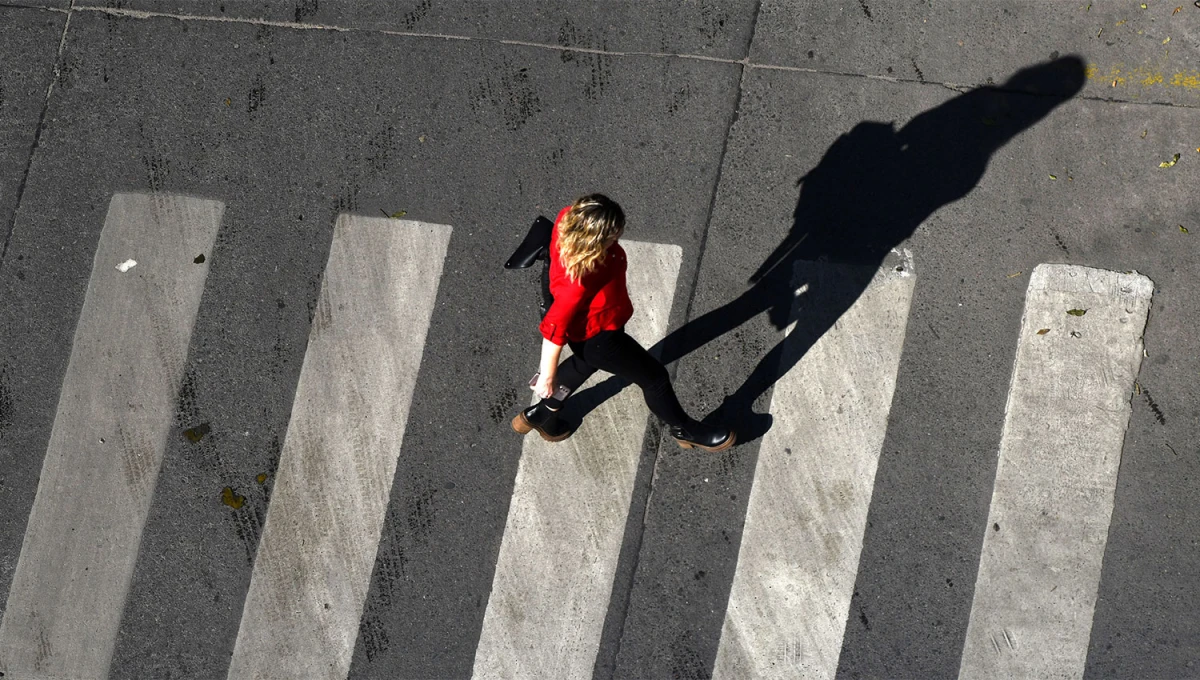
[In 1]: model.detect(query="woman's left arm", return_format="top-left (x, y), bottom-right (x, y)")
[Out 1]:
top-left (533, 338), bottom-right (564, 398)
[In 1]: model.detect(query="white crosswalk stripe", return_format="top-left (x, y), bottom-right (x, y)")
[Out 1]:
top-left (0, 191), bottom-right (1159, 679)
top-left (227, 216), bottom-right (452, 680)
top-left (714, 251), bottom-right (916, 680)
top-left (0, 193), bottom-right (224, 680)
top-left (472, 241), bottom-right (683, 679)
top-left (958, 265), bottom-right (1152, 679)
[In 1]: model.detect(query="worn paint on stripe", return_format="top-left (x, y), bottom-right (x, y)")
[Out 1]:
top-left (958, 264), bottom-right (1152, 679)
top-left (225, 217), bottom-right (451, 680)
top-left (0, 194), bottom-right (224, 679)
top-left (712, 251), bottom-right (916, 680)
top-left (472, 240), bottom-right (683, 679)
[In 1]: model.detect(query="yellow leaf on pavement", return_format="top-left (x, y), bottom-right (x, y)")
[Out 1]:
top-left (1159, 153), bottom-right (1181, 167)
top-left (221, 487), bottom-right (245, 509)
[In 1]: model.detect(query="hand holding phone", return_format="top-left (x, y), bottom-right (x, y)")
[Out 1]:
top-left (529, 372), bottom-right (572, 401)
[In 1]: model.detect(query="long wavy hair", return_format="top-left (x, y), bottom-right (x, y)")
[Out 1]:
top-left (557, 194), bottom-right (625, 282)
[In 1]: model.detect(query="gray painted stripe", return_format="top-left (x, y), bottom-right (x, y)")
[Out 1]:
top-left (0, 194), bottom-right (224, 679)
top-left (226, 217), bottom-right (451, 680)
top-left (472, 241), bottom-right (682, 679)
top-left (713, 251), bottom-right (916, 679)
top-left (958, 264), bottom-right (1152, 679)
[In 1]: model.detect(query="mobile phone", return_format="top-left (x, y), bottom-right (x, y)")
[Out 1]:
top-left (529, 373), bottom-right (572, 401)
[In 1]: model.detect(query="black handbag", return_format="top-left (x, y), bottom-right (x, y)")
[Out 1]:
top-left (505, 216), bottom-right (555, 317)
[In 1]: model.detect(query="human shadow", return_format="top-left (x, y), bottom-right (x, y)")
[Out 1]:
top-left (561, 56), bottom-right (1087, 439)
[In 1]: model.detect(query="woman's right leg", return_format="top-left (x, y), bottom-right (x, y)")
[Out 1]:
top-left (577, 330), bottom-right (688, 426)
top-left (582, 330), bottom-right (735, 451)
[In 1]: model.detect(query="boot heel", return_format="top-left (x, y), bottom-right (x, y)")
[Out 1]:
top-left (511, 412), bottom-right (533, 435)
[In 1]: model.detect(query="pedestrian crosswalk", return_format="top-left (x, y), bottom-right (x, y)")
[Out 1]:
top-left (228, 215), bottom-right (452, 679)
top-left (0, 194), bottom-right (223, 680)
top-left (0, 193), bottom-right (1154, 680)
top-left (959, 265), bottom-right (1152, 679)
top-left (714, 252), bottom-right (916, 679)
top-left (473, 241), bottom-right (682, 679)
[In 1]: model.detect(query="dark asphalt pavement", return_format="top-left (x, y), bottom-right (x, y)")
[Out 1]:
top-left (1, 2), bottom-right (1198, 678)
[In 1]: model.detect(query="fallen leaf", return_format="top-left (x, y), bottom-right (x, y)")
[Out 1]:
top-left (221, 487), bottom-right (245, 509)
top-left (224, 97), bottom-right (231, 106)
top-left (1086, 3), bottom-right (1091, 10)
top-left (1007, 271), bottom-right (1023, 278)
top-left (1098, 27), bottom-right (1104, 37)
top-left (1163, 36), bottom-right (1171, 43)
top-left (1037, 328), bottom-right (1051, 335)
top-left (1181, 225), bottom-right (1190, 234)
top-left (256, 473), bottom-right (268, 484)
top-left (1140, 3), bottom-right (1147, 8)
top-left (184, 423), bottom-right (211, 443)
top-left (1067, 309), bottom-right (1088, 316)
top-left (418, 135), bottom-right (426, 142)
top-left (1116, 19), bottom-right (1127, 25)
top-left (1175, 5), bottom-right (1183, 12)
top-left (1141, 129), bottom-right (1148, 138)
top-left (193, 253), bottom-right (205, 264)
top-left (1159, 152), bottom-right (1181, 167)
top-left (391, 210), bottom-right (407, 218)
top-left (1049, 174), bottom-right (1058, 180)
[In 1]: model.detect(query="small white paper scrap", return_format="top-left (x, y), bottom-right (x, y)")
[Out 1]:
top-left (116, 259), bottom-right (137, 272)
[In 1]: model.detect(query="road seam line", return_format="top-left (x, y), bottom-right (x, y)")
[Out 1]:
top-left (0, 0), bottom-right (74, 270)
top-left (8, 5), bottom-right (1193, 110)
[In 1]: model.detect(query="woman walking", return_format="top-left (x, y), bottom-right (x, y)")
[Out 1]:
top-left (512, 194), bottom-right (735, 452)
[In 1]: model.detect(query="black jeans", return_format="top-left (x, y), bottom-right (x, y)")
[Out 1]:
top-left (542, 329), bottom-right (690, 428)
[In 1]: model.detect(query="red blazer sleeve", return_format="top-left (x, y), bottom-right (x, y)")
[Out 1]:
top-left (539, 280), bottom-right (587, 345)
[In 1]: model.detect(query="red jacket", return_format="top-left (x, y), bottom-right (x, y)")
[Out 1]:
top-left (539, 206), bottom-right (634, 344)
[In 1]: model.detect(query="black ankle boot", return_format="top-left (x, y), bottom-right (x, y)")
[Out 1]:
top-left (511, 403), bottom-right (574, 442)
top-left (669, 419), bottom-right (736, 452)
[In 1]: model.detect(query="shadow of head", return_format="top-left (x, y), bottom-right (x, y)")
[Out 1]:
top-left (1002, 55), bottom-right (1088, 98)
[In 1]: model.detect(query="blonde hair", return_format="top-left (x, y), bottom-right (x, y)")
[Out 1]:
top-left (557, 194), bottom-right (625, 282)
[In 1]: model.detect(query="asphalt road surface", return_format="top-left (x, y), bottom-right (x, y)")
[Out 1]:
top-left (1, 2), bottom-right (1198, 679)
